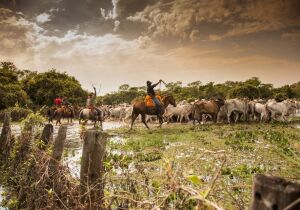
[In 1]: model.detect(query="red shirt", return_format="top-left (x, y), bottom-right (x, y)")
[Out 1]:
top-left (54, 98), bottom-right (62, 105)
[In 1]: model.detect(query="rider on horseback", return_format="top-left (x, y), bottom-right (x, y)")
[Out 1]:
top-left (86, 86), bottom-right (102, 117)
top-left (147, 80), bottom-right (162, 114)
top-left (54, 96), bottom-right (62, 107)
top-left (62, 96), bottom-right (74, 117)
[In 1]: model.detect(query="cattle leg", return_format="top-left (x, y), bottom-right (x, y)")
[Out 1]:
top-left (234, 113), bottom-right (240, 123)
top-left (227, 112), bottom-right (232, 124)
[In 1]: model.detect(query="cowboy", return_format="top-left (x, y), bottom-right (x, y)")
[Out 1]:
top-left (86, 86), bottom-right (102, 117)
top-left (54, 96), bottom-right (62, 107)
top-left (62, 96), bottom-right (74, 116)
top-left (146, 80), bottom-right (162, 113)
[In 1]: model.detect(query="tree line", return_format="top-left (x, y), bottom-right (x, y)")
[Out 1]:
top-left (1, 61), bottom-right (300, 110)
top-left (99, 79), bottom-right (300, 105)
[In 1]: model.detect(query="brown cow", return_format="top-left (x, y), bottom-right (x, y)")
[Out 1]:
top-left (192, 99), bottom-right (225, 125)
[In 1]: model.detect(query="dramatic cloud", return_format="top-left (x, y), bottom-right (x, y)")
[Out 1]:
top-left (128, 0), bottom-right (300, 42)
top-left (1, 0), bottom-right (300, 92)
top-left (36, 13), bottom-right (51, 23)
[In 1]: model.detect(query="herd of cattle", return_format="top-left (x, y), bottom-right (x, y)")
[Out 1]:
top-left (102, 98), bottom-right (300, 124)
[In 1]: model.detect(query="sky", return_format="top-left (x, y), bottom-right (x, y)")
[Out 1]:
top-left (0, 0), bottom-right (300, 94)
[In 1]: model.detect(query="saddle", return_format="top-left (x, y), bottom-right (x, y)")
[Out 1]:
top-left (145, 95), bottom-right (163, 115)
top-left (145, 95), bottom-right (162, 107)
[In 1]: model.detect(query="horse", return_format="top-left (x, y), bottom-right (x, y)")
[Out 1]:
top-left (53, 106), bottom-right (75, 125)
top-left (130, 95), bottom-right (176, 129)
top-left (79, 108), bottom-right (104, 127)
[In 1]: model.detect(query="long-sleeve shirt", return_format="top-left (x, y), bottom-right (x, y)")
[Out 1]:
top-left (147, 83), bottom-right (159, 97)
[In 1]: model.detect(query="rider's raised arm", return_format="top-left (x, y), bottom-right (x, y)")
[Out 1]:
top-left (151, 80), bottom-right (161, 88)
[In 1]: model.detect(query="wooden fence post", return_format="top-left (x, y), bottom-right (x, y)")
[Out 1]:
top-left (49, 125), bottom-right (67, 170)
top-left (0, 112), bottom-right (12, 159)
top-left (41, 124), bottom-right (53, 145)
top-left (250, 174), bottom-right (300, 210)
top-left (80, 129), bottom-right (107, 209)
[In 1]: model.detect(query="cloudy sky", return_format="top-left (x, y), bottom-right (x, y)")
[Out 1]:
top-left (1, 0), bottom-right (300, 93)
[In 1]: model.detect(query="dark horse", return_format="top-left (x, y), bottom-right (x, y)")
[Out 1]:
top-left (130, 95), bottom-right (176, 129)
top-left (48, 106), bottom-right (75, 125)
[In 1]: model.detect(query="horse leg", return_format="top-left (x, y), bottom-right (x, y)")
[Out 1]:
top-left (157, 114), bottom-right (163, 128)
top-left (130, 113), bottom-right (139, 130)
top-left (141, 114), bottom-right (150, 129)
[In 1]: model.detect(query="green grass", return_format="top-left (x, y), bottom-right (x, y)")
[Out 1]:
top-left (107, 122), bottom-right (300, 209)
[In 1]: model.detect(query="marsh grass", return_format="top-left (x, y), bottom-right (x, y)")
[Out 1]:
top-left (107, 122), bottom-right (300, 209)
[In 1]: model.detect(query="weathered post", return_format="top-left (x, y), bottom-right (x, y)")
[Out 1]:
top-left (80, 129), bottom-right (107, 209)
top-left (49, 125), bottom-right (67, 170)
top-left (0, 112), bottom-right (12, 159)
top-left (250, 174), bottom-right (300, 210)
top-left (41, 124), bottom-right (54, 145)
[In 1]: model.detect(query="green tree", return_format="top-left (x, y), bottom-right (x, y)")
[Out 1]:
top-left (22, 69), bottom-right (88, 106)
top-left (0, 62), bottom-right (31, 109)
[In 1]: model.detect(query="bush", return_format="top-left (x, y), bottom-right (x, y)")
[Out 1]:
top-left (0, 107), bottom-right (33, 122)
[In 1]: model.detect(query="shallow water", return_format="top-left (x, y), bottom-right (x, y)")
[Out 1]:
top-left (61, 121), bottom-right (126, 177)
top-left (0, 121), bottom-right (126, 189)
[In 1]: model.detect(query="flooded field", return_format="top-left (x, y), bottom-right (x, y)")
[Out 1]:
top-left (1, 118), bottom-right (300, 209)
top-left (0, 121), bottom-right (126, 207)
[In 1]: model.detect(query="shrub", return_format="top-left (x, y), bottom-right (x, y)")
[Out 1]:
top-left (0, 107), bottom-right (33, 122)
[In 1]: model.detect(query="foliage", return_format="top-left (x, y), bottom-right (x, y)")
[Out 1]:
top-left (97, 84), bottom-right (146, 105)
top-left (0, 62), bottom-right (32, 109)
top-left (1, 62), bottom-right (300, 108)
top-left (0, 106), bottom-right (33, 122)
top-left (21, 69), bottom-right (88, 107)
top-left (21, 112), bottom-right (46, 132)
top-left (98, 77), bottom-right (300, 105)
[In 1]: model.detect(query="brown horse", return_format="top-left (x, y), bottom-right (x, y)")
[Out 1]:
top-left (53, 106), bottom-right (75, 125)
top-left (130, 95), bottom-right (176, 129)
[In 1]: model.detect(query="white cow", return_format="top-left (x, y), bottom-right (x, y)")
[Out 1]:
top-left (164, 104), bottom-right (193, 123)
top-left (109, 107), bottom-right (126, 121)
top-left (248, 100), bottom-right (269, 122)
top-left (224, 99), bottom-right (249, 123)
top-left (266, 99), bottom-right (297, 121)
top-left (253, 103), bottom-right (269, 122)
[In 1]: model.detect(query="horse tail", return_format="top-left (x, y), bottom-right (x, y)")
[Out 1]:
top-left (79, 110), bottom-right (83, 120)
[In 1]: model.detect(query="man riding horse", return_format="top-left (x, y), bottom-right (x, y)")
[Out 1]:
top-left (130, 79), bottom-right (176, 129)
top-left (49, 96), bottom-right (75, 125)
top-left (86, 86), bottom-right (102, 116)
top-left (78, 85), bottom-right (103, 126)
top-left (62, 96), bottom-right (74, 116)
top-left (146, 80), bottom-right (163, 114)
